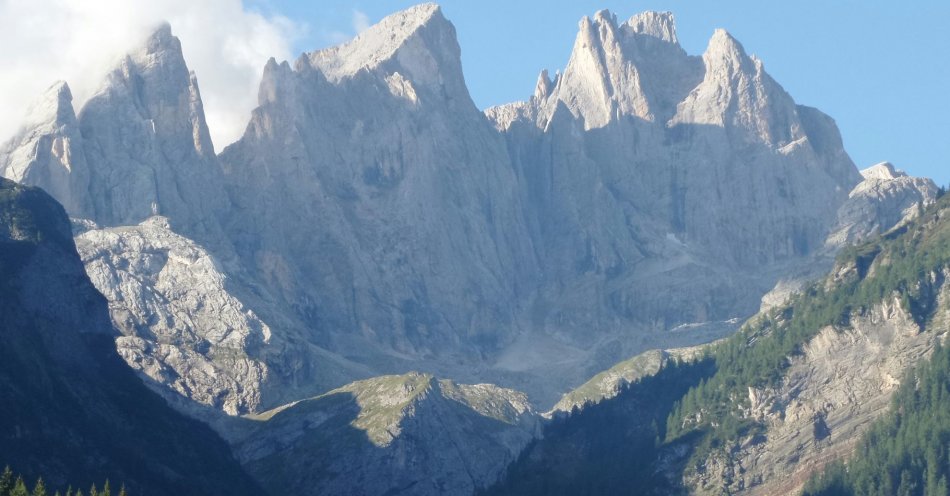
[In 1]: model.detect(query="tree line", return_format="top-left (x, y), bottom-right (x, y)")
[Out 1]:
top-left (0, 466), bottom-right (126, 496)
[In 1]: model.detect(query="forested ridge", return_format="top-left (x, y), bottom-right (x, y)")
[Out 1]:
top-left (486, 191), bottom-right (950, 494)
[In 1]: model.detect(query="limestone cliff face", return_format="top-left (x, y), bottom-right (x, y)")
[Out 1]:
top-left (0, 81), bottom-right (91, 217)
top-left (218, 5), bottom-right (537, 365)
top-left (77, 23), bottom-right (230, 241)
top-left (0, 5), bottom-right (938, 419)
top-left (487, 10), bottom-right (862, 356)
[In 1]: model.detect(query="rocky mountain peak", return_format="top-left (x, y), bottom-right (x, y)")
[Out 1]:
top-left (669, 26), bottom-right (805, 148)
top-left (536, 9), bottom-right (699, 128)
top-left (623, 11), bottom-right (678, 44)
top-left (862, 161), bottom-right (907, 180)
top-left (141, 22), bottom-right (178, 58)
top-left (304, 3), bottom-right (464, 95)
top-left (533, 69), bottom-right (555, 100)
top-left (703, 28), bottom-right (753, 74)
top-left (21, 81), bottom-right (76, 131)
top-left (0, 80), bottom-right (91, 217)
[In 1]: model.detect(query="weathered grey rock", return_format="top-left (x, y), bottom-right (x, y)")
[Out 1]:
top-left (761, 162), bottom-right (938, 310)
top-left (76, 216), bottom-right (271, 415)
top-left (219, 3), bottom-right (538, 367)
top-left (77, 23), bottom-right (230, 242)
top-left (0, 81), bottom-right (91, 217)
top-left (1, 23), bottom-right (232, 250)
top-left (828, 161), bottom-right (939, 247)
top-left (230, 372), bottom-right (540, 496)
top-left (487, 9), bottom-right (861, 370)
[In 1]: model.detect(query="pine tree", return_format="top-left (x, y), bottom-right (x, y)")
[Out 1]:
top-left (116, 485), bottom-right (126, 496)
top-left (1, 467), bottom-right (14, 496)
top-left (31, 478), bottom-right (47, 496)
top-left (88, 485), bottom-right (97, 496)
top-left (10, 477), bottom-right (29, 496)
top-left (100, 481), bottom-right (109, 496)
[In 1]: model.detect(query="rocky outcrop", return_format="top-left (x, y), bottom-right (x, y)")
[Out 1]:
top-left (689, 287), bottom-right (948, 495)
top-left (828, 162), bottom-right (939, 248)
top-left (75, 216), bottom-right (272, 415)
top-left (761, 162), bottom-right (938, 311)
top-left (229, 372), bottom-right (540, 496)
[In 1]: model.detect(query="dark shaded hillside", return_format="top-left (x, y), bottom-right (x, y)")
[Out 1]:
top-left (0, 178), bottom-right (260, 495)
top-left (482, 359), bottom-right (713, 496)
top-left (486, 191), bottom-right (950, 495)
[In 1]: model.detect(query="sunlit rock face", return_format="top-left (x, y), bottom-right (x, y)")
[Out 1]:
top-left (1, 5), bottom-right (937, 415)
top-left (487, 9), bottom-right (862, 357)
top-left (218, 3), bottom-right (539, 366)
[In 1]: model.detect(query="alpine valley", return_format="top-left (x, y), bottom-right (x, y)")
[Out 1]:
top-left (0, 4), bottom-right (945, 495)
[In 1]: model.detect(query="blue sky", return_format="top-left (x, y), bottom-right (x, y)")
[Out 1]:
top-left (252, 1), bottom-right (950, 185)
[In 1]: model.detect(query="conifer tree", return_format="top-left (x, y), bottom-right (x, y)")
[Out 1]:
top-left (0, 466), bottom-right (14, 496)
top-left (31, 478), bottom-right (47, 496)
top-left (100, 482), bottom-right (109, 496)
top-left (10, 477), bottom-right (29, 496)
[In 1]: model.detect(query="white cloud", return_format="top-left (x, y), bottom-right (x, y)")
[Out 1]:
top-left (0, 0), bottom-right (304, 150)
top-left (352, 10), bottom-right (371, 34)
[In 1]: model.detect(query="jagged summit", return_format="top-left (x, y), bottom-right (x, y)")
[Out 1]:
top-left (862, 161), bottom-right (907, 180)
top-left (623, 11), bottom-right (678, 43)
top-left (304, 3), bottom-right (460, 90)
top-left (516, 8), bottom-right (698, 128)
top-left (703, 28), bottom-right (753, 71)
top-left (20, 81), bottom-right (75, 131)
top-left (143, 22), bottom-right (177, 54)
top-left (533, 69), bottom-right (555, 100)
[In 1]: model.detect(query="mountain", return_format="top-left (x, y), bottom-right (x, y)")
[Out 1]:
top-left (487, 10), bottom-right (862, 350)
top-left (227, 372), bottom-right (539, 495)
top-left (218, 3), bottom-right (537, 370)
top-left (2, 25), bottom-right (229, 241)
top-left (2, 5), bottom-right (936, 412)
top-left (0, 5), bottom-right (944, 494)
top-left (488, 190), bottom-right (950, 495)
top-left (0, 178), bottom-right (259, 495)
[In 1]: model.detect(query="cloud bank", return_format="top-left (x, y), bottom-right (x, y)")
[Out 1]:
top-left (0, 0), bottom-right (303, 150)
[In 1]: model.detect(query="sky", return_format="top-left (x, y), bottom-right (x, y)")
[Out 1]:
top-left (1, 1), bottom-right (947, 184)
